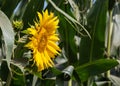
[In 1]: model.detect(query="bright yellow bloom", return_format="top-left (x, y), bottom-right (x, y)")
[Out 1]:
top-left (25, 10), bottom-right (61, 71)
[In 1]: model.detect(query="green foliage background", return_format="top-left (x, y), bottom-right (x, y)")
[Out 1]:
top-left (0, 0), bottom-right (120, 86)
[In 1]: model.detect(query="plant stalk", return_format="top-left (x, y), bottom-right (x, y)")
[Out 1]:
top-left (68, 79), bottom-right (72, 86)
top-left (90, 0), bottom-right (93, 8)
top-left (105, 9), bottom-right (113, 79)
top-left (107, 10), bottom-right (113, 59)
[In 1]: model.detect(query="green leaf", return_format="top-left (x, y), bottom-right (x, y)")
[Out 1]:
top-left (50, 67), bottom-right (62, 76)
top-left (79, 0), bottom-right (108, 64)
top-left (75, 59), bottom-right (119, 82)
top-left (0, 10), bottom-right (14, 70)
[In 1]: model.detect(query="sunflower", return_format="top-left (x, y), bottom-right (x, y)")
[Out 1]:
top-left (25, 10), bottom-right (61, 71)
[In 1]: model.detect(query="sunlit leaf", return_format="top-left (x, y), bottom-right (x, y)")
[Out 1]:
top-left (0, 10), bottom-right (14, 70)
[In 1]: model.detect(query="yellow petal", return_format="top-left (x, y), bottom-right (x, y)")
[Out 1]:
top-left (46, 48), bottom-right (55, 58)
top-left (47, 44), bottom-right (59, 55)
top-left (44, 50), bottom-right (54, 66)
top-left (48, 35), bottom-right (59, 41)
top-left (27, 28), bottom-right (37, 35)
top-left (37, 12), bottom-right (43, 25)
top-left (48, 41), bottom-right (61, 52)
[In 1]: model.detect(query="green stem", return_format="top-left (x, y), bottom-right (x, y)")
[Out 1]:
top-left (107, 10), bottom-right (113, 59)
top-left (90, 0), bottom-right (93, 8)
top-left (105, 9), bottom-right (113, 80)
top-left (68, 79), bottom-right (72, 86)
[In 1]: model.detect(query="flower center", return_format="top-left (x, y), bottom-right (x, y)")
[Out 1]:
top-left (38, 28), bottom-right (47, 52)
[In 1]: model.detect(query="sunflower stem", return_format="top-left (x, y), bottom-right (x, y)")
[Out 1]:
top-left (90, 0), bottom-right (93, 8)
top-left (106, 9), bottom-right (113, 59)
top-left (68, 79), bottom-right (72, 86)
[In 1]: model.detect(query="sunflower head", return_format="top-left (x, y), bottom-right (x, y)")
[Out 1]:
top-left (25, 10), bottom-right (61, 71)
